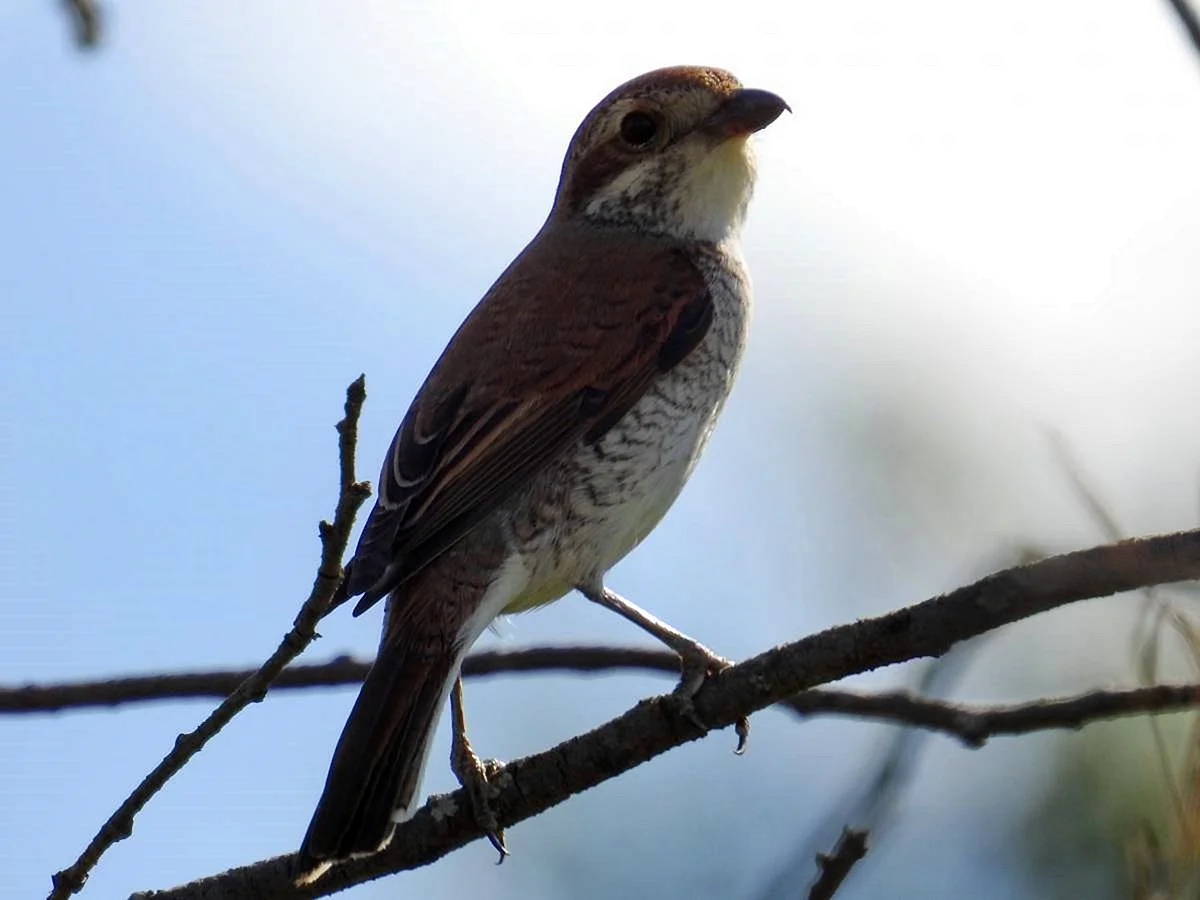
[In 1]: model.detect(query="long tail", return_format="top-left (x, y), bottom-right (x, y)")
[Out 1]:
top-left (295, 640), bottom-right (457, 884)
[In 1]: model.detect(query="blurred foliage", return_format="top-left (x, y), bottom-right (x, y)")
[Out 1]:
top-left (1014, 444), bottom-right (1200, 899)
top-left (1020, 584), bottom-right (1200, 900)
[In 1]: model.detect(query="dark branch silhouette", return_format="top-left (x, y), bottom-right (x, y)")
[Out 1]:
top-left (1165, 0), bottom-right (1200, 63)
top-left (806, 829), bottom-right (869, 900)
top-left (2, 647), bottom-right (675, 713)
top-left (7, 646), bottom-right (1200, 748)
top-left (61, 0), bottom-right (100, 48)
top-left (123, 527), bottom-right (1200, 899)
top-left (56, 1), bottom-right (1200, 68)
top-left (48, 378), bottom-right (373, 900)
top-left (757, 644), bottom-right (982, 900)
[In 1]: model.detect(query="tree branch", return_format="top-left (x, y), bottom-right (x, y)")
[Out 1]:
top-left (47, 377), bottom-right (372, 900)
top-left (788, 682), bottom-right (1200, 745)
top-left (61, 0), bottom-right (101, 49)
top-left (0, 647), bottom-right (676, 713)
top-left (1165, 0), bottom-right (1200, 64)
top-left (806, 829), bottom-right (868, 900)
top-left (7, 647), bottom-right (1200, 749)
top-left (128, 528), bottom-right (1200, 899)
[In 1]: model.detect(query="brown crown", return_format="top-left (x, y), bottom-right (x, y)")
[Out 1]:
top-left (553, 66), bottom-right (744, 216)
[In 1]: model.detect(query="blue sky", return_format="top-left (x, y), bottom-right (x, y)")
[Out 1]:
top-left (4, 2), bottom-right (1200, 898)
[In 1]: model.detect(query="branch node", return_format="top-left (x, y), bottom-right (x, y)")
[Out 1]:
top-left (50, 869), bottom-right (84, 894)
top-left (951, 714), bottom-right (988, 748)
top-left (113, 815), bottom-right (134, 841)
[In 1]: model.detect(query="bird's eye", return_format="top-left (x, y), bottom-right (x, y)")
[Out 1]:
top-left (619, 111), bottom-right (660, 148)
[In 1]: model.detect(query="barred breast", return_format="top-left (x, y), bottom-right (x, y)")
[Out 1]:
top-left (500, 240), bottom-right (752, 613)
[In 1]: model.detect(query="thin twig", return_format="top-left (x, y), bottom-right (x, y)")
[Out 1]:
top-left (7, 649), bottom-right (1200, 749)
top-left (756, 642), bottom-right (986, 900)
top-left (0, 647), bottom-right (675, 713)
top-left (1165, 0), bottom-right (1200, 64)
top-left (806, 829), bottom-right (869, 900)
top-left (47, 377), bottom-right (371, 900)
top-left (130, 528), bottom-right (1200, 898)
top-left (1046, 431), bottom-right (1125, 543)
top-left (61, 0), bottom-right (101, 48)
top-left (791, 683), bottom-right (1200, 744)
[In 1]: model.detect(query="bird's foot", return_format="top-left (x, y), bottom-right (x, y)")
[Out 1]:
top-left (673, 640), bottom-right (731, 698)
top-left (577, 584), bottom-right (749, 753)
top-left (670, 643), bottom-right (750, 754)
top-left (451, 735), bottom-right (508, 862)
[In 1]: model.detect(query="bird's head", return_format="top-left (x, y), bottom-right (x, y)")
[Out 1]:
top-left (551, 66), bottom-right (788, 244)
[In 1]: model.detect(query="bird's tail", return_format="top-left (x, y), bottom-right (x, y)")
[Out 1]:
top-left (295, 640), bottom-right (458, 885)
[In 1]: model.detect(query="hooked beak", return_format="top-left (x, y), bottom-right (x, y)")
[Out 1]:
top-left (701, 88), bottom-right (790, 139)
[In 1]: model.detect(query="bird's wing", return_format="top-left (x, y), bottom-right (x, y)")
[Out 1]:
top-left (343, 225), bottom-right (714, 615)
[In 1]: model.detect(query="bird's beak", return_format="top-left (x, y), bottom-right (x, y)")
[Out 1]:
top-left (701, 88), bottom-right (790, 139)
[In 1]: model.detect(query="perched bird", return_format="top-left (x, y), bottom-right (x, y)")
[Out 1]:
top-left (297, 64), bottom-right (787, 883)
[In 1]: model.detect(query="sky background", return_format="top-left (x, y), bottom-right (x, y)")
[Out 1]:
top-left (3, 2), bottom-right (1200, 898)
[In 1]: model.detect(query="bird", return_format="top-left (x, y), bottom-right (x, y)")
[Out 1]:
top-left (296, 64), bottom-right (787, 883)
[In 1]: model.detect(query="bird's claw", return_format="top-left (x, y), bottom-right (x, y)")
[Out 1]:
top-left (451, 741), bottom-right (509, 862)
top-left (675, 643), bottom-right (731, 694)
top-left (668, 647), bottom-right (750, 753)
top-left (734, 714), bottom-right (750, 754)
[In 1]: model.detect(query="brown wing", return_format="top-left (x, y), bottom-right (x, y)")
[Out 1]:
top-left (342, 222), bottom-right (713, 615)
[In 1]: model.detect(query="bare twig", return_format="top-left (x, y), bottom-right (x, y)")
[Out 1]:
top-left (8, 648), bottom-right (1200, 748)
top-left (129, 528), bottom-right (1200, 899)
top-left (806, 829), bottom-right (869, 900)
top-left (48, 377), bottom-right (372, 900)
top-left (759, 640), bottom-right (980, 900)
top-left (1165, 0), bottom-right (1200, 64)
top-left (0, 647), bottom-right (675, 713)
top-left (791, 682), bottom-right (1200, 744)
top-left (61, 0), bottom-right (101, 48)
top-left (1047, 431), bottom-right (1125, 543)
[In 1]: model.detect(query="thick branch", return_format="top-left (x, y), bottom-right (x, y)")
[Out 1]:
top-left (48, 378), bottom-right (372, 900)
top-left (131, 528), bottom-right (1200, 899)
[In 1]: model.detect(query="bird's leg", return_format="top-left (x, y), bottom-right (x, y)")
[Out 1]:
top-left (579, 584), bottom-right (729, 694)
top-left (576, 582), bottom-right (749, 751)
top-left (449, 676), bottom-right (509, 860)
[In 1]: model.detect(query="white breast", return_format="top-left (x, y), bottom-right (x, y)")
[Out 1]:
top-left (504, 240), bottom-right (751, 604)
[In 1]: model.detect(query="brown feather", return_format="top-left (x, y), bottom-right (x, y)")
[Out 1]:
top-left (296, 638), bottom-right (454, 869)
top-left (299, 64), bottom-right (781, 879)
top-left (298, 520), bottom-right (509, 880)
top-left (347, 221), bottom-right (711, 615)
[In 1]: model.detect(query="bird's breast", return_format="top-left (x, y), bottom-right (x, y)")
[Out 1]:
top-left (501, 242), bottom-right (751, 613)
